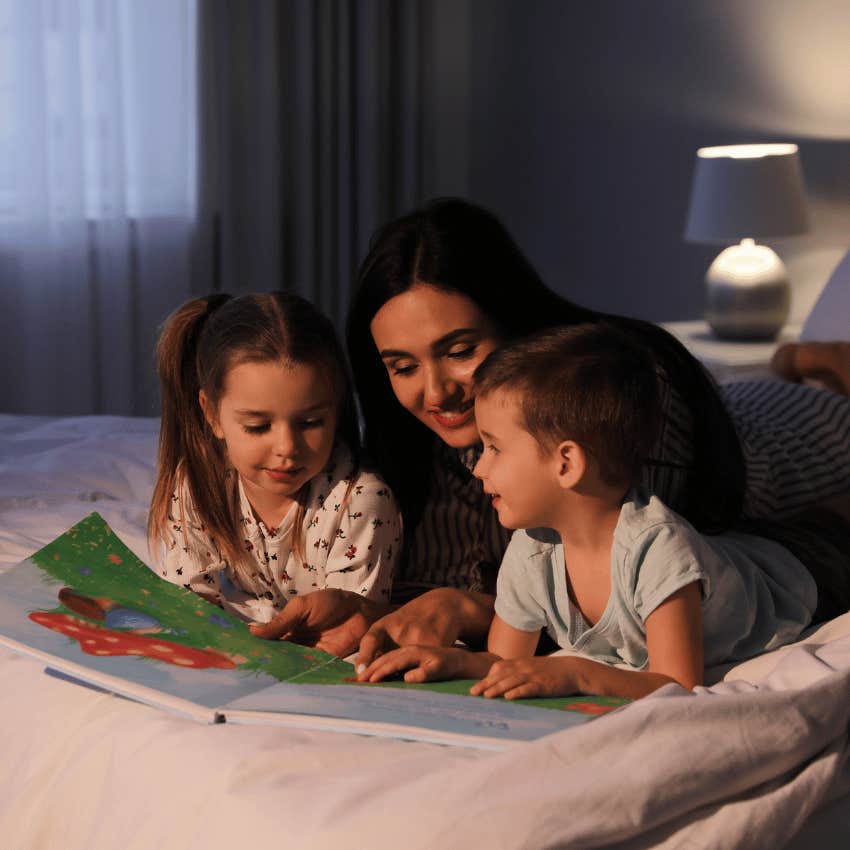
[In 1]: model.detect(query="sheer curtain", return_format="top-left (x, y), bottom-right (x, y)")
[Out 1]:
top-left (0, 0), bottom-right (198, 416)
top-left (0, 0), bottom-right (471, 416)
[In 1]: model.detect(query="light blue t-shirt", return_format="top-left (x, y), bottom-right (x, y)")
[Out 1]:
top-left (494, 491), bottom-right (817, 669)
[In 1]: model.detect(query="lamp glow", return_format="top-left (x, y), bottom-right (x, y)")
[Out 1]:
top-left (697, 143), bottom-right (798, 160)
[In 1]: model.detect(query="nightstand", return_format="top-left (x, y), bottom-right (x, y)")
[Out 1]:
top-left (660, 320), bottom-right (802, 383)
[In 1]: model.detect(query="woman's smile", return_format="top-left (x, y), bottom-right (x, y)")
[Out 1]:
top-left (370, 284), bottom-right (501, 449)
top-left (430, 400), bottom-right (475, 429)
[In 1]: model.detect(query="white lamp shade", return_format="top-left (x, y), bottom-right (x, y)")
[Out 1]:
top-left (684, 144), bottom-right (810, 244)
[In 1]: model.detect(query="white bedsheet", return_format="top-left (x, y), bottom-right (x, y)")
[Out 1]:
top-left (1, 414), bottom-right (849, 849)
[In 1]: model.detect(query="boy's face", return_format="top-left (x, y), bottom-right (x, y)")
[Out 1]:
top-left (472, 391), bottom-right (563, 530)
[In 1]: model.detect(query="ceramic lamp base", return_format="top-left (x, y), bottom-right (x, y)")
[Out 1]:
top-left (704, 240), bottom-right (790, 341)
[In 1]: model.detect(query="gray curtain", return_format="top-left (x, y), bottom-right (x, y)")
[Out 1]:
top-left (196, 0), bottom-right (471, 329)
top-left (0, 0), bottom-right (471, 416)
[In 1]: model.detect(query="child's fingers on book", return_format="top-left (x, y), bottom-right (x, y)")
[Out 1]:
top-left (249, 601), bottom-right (307, 640)
top-left (481, 674), bottom-right (527, 699)
top-left (503, 681), bottom-right (541, 700)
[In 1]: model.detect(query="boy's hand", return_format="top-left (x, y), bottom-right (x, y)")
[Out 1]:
top-left (470, 657), bottom-right (578, 700)
top-left (355, 645), bottom-right (492, 684)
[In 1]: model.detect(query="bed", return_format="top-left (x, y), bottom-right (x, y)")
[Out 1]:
top-left (1, 413), bottom-right (850, 849)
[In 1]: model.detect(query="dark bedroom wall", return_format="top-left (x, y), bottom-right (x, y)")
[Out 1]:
top-left (464, 0), bottom-right (850, 323)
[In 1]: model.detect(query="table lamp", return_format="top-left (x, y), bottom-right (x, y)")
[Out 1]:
top-left (684, 143), bottom-right (810, 340)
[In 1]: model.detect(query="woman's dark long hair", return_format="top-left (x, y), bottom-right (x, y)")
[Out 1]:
top-left (346, 197), bottom-right (744, 535)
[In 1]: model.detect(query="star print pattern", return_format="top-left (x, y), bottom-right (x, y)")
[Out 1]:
top-left (160, 443), bottom-right (401, 624)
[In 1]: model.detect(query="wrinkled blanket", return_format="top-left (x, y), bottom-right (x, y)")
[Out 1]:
top-left (1, 414), bottom-right (849, 849)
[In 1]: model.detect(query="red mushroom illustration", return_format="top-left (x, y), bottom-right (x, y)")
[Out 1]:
top-left (28, 612), bottom-right (236, 669)
top-left (566, 701), bottom-right (619, 716)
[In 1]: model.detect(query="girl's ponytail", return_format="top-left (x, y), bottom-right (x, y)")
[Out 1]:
top-left (149, 290), bottom-right (358, 578)
top-left (148, 294), bottom-right (232, 561)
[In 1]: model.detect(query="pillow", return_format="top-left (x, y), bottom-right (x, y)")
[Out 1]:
top-left (801, 249), bottom-right (850, 342)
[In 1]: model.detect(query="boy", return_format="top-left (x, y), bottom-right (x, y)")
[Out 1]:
top-left (358, 324), bottom-right (817, 699)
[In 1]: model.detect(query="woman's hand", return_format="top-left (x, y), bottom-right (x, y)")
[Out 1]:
top-left (249, 589), bottom-right (392, 658)
top-left (356, 645), bottom-right (493, 684)
top-left (354, 588), bottom-right (495, 669)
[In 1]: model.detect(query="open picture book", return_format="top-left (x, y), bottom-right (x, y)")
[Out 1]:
top-left (0, 513), bottom-right (627, 749)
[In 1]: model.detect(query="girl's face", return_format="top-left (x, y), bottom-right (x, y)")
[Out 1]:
top-left (200, 360), bottom-right (338, 528)
top-left (369, 283), bottom-right (501, 449)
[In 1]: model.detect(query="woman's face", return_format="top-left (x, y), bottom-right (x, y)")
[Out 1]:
top-left (369, 283), bottom-right (501, 448)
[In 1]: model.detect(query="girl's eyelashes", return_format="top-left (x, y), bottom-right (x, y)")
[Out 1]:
top-left (241, 418), bottom-right (325, 434)
top-left (486, 442), bottom-right (500, 454)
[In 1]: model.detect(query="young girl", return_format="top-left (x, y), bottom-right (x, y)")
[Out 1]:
top-left (148, 292), bottom-right (401, 626)
top-left (358, 324), bottom-right (827, 699)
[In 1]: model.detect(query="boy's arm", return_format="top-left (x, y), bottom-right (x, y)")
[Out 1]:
top-left (472, 583), bottom-right (704, 700)
top-left (488, 613), bottom-right (540, 659)
top-left (644, 580), bottom-right (703, 688)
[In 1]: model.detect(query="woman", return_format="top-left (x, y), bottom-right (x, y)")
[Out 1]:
top-left (253, 198), bottom-right (850, 660)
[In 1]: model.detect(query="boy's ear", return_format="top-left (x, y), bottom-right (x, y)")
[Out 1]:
top-left (198, 390), bottom-right (224, 439)
top-left (554, 440), bottom-right (586, 490)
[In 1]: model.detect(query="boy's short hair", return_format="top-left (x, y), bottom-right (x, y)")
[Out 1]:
top-left (473, 323), bottom-right (662, 486)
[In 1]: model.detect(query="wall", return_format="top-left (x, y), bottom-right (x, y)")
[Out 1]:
top-left (465, 0), bottom-right (850, 323)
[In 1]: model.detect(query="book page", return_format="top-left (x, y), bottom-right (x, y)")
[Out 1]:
top-left (0, 513), bottom-right (353, 716)
top-left (0, 513), bottom-right (628, 744)
top-left (222, 682), bottom-right (624, 749)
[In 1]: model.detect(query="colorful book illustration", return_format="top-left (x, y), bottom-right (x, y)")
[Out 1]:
top-left (0, 513), bottom-right (628, 749)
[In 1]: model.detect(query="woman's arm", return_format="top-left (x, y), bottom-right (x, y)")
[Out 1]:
top-left (471, 583), bottom-right (704, 700)
top-left (251, 586), bottom-right (495, 661)
top-left (355, 609), bottom-right (538, 683)
top-left (355, 587), bottom-right (496, 668)
top-left (722, 380), bottom-right (850, 520)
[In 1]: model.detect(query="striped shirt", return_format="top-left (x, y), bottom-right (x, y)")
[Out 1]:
top-left (721, 380), bottom-right (850, 519)
top-left (398, 379), bottom-right (850, 596)
top-left (395, 441), bottom-right (511, 600)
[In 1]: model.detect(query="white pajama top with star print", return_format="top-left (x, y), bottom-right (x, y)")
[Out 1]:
top-left (158, 443), bottom-right (401, 623)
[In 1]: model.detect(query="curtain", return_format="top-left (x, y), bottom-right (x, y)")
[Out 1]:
top-left (0, 0), bottom-right (471, 416)
top-left (0, 0), bottom-right (198, 416)
top-left (198, 0), bottom-right (471, 329)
